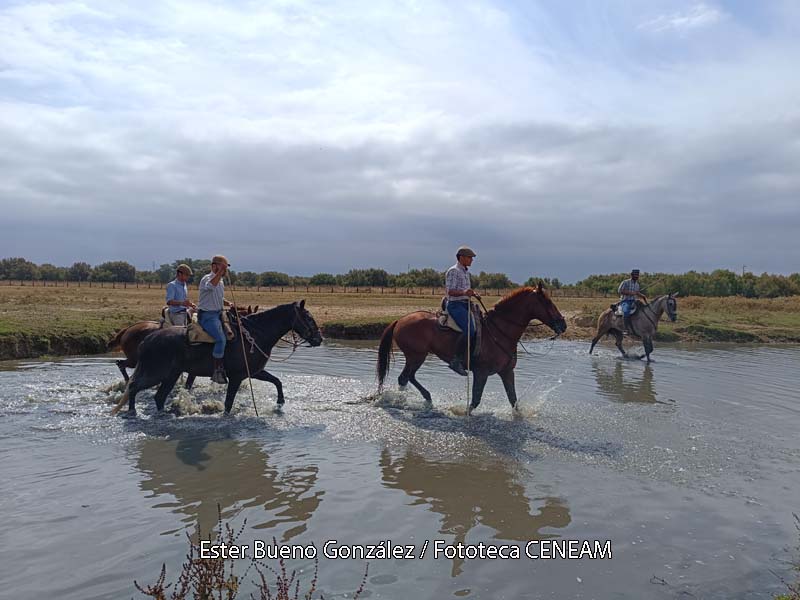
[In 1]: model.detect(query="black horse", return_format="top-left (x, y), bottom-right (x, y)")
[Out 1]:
top-left (112, 301), bottom-right (322, 416)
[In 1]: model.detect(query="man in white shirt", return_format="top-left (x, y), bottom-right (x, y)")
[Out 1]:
top-left (197, 255), bottom-right (233, 384)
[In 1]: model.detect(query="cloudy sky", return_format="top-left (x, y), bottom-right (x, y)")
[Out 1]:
top-left (1, 0), bottom-right (798, 282)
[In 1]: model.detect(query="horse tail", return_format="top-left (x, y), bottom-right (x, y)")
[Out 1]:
top-left (107, 326), bottom-right (127, 351)
top-left (377, 320), bottom-right (398, 390)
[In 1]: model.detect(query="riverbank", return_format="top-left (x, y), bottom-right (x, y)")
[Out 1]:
top-left (2, 286), bottom-right (800, 359)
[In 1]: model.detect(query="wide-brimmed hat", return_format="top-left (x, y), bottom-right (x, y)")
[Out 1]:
top-left (456, 245), bottom-right (476, 257)
top-left (211, 255), bottom-right (229, 267)
top-left (176, 263), bottom-right (192, 275)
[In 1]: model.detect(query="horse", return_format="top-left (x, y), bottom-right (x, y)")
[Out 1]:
top-left (111, 301), bottom-right (321, 417)
top-left (588, 294), bottom-right (678, 362)
top-left (376, 283), bottom-right (567, 414)
top-left (107, 305), bottom-right (258, 384)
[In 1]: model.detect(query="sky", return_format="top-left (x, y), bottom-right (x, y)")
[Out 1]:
top-left (0, 0), bottom-right (798, 282)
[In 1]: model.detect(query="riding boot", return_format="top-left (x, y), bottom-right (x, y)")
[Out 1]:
top-left (212, 358), bottom-right (228, 384)
top-left (448, 334), bottom-right (468, 376)
top-left (623, 315), bottom-right (634, 337)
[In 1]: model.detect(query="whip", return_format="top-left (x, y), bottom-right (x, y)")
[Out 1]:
top-left (224, 269), bottom-right (259, 417)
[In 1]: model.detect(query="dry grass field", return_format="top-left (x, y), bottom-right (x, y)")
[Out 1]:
top-left (1, 284), bottom-right (799, 359)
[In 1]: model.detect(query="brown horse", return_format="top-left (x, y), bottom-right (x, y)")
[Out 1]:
top-left (376, 284), bottom-right (567, 414)
top-left (107, 305), bottom-right (258, 383)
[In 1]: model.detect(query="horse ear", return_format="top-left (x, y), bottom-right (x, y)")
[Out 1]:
top-left (299, 299), bottom-right (306, 309)
top-left (537, 280), bottom-right (544, 292)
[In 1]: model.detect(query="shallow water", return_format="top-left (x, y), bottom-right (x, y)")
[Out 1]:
top-left (1, 340), bottom-right (799, 599)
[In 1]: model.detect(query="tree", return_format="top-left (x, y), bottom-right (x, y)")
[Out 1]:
top-left (309, 273), bottom-right (337, 286)
top-left (476, 271), bottom-right (514, 289)
top-left (68, 261), bottom-right (92, 281)
top-left (235, 271), bottom-right (259, 286)
top-left (342, 268), bottom-right (390, 287)
top-left (91, 261), bottom-right (136, 282)
top-left (39, 263), bottom-right (66, 281)
top-left (259, 271), bottom-right (291, 286)
top-left (0, 257), bottom-right (39, 280)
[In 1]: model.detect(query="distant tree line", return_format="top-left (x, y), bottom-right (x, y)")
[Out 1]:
top-left (2, 257), bottom-right (800, 298)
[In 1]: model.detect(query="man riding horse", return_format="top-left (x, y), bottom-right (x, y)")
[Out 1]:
top-left (164, 264), bottom-right (196, 326)
top-left (198, 255), bottom-right (234, 384)
top-left (445, 245), bottom-right (478, 376)
top-left (618, 269), bottom-right (647, 335)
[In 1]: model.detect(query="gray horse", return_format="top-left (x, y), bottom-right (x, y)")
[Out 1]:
top-left (589, 294), bottom-right (678, 362)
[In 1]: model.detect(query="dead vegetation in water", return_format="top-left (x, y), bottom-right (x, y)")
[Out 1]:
top-left (135, 508), bottom-right (367, 600)
top-left (774, 514), bottom-right (800, 600)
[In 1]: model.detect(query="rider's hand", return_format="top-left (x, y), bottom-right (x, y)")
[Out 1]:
top-left (466, 289), bottom-right (475, 297)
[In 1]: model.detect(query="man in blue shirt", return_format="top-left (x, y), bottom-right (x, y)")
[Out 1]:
top-left (618, 269), bottom-right (647, 334)
top-left (445, 245), bottom-right (478, 376)
top-left (165, 264), bottom-right (196, 326)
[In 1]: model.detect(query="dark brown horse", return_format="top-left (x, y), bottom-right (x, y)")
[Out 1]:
top-left (377, 284), bottom-right (567, 414)
top-left (107, 305), bottom-right (258, 384)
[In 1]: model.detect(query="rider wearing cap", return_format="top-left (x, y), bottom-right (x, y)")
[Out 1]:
top-left (445, 245), bottom-right (478, 376)
top-left (198, 255), bottom-right (234, 384)
top-left (618, 269), bottom-right (647, 335)
top-left (165, 264), bottom-right (196, 326)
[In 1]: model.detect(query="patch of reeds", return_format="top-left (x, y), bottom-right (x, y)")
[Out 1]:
top-left (135, 508), bottom-right (367, 600)
top-left (775, 514), bottom-right (800, 600)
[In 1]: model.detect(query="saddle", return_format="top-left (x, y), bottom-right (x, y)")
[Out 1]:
top-left (436, 299), bottom-right (483, 357)
top-left (160, 309), bottom-right (236, 345)
top-left (611, 301), bottom-right (641, 317)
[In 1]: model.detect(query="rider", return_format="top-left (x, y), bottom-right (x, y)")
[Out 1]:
top-left (165, 264), bottom-right (196, 326)
top-left (445, 245), bottom-right (478, 376)
top-left (198, 255), bottom-right (234, 384)
top-left (618, 269), bottom-right (647, 335)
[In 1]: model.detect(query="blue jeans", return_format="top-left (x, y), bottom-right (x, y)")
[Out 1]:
top-left (198, 310), bottom-right (226, 358)
top-left (447, 301), bottom-right (475, 343)
top-left (620, 299), bottom-right (637, 317)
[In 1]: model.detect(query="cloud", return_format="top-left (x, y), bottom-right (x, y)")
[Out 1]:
top-left (638, 3), bottom-right (725, 33)
top-left (1, 0), bottom-right (799, 281)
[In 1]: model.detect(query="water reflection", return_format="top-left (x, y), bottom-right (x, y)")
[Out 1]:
top-left (379, 448), bottom-right (570, 576)
top-left (592, 361), bottom-right (657, 403)
top-left (136, 434), bottom-right (323, 540)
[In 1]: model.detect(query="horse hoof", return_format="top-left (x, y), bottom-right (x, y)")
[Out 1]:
top-left (120, 409), bottom-right (137, 419)
top-left (398, 384), bottom-right (407, 391)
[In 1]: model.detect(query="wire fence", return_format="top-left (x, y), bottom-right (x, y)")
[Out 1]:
top-left (0, 279), bottom-right (611, 298)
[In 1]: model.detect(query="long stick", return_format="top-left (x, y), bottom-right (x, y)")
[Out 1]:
top-left (465, 298), bottom-right (471, 414)
top-left (225, 273), bottom-right (259, 417)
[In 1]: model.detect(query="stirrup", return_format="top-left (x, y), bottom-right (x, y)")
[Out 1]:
top-left (212, 368), bottom-right (228, 384)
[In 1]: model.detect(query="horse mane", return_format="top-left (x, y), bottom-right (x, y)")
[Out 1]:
top-left (493, 286), bottom-right (546, 312)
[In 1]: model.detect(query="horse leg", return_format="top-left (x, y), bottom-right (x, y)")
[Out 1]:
top-left (185, 374), bottom-right (196, 390)
top-left (499, 367), bottom-right (518, 410)
top-left (643, 337), bottom-right (653, 363)
top-left (252, 370), bottom-right (284, 405)
top-left (223, 376), bottom-right (244, 414)
top-left (589, 333), bottom-right (603, 354)
top-left (613, 330), bottom-right (627, 358)
top-left (397, 364), bottom-right (411, 390)
top-left (116, 359), bottom-right (130, 382)
top-left (113, 368), bottom-right (161, 416)
top-left (153, 370), bottom-right (182, 412)
top-left (468, 372), bottom-right (489, 415)
top-left (403, 354), bottom-right (431, 403)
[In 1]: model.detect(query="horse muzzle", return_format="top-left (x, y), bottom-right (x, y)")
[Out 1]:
top-left (551, 318), bottom-right (567, 335)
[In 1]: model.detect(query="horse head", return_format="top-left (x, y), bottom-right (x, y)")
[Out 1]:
top-left (531, 281), bottom-right (568, 335)
top-left (494, 283), bottom-right (567, 335)
top-left (665, 293), bottom-right (679, 322)
top-left (292, 299), bottom-right (323, 346)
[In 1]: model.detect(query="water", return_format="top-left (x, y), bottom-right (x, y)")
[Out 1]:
top-left (1, 341), bottom-right (799, 599)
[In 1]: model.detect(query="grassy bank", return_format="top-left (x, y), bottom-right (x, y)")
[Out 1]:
top-left (2, 286), bottom-right (800, 359)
